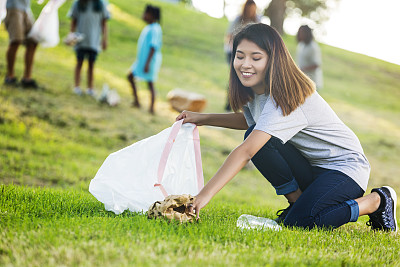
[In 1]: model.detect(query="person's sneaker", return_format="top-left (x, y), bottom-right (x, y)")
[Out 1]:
top-left (21, 78), bottom-right (39, 89)
top-left (367, 186), bottom-right (398, 232)
top-left (73, 87), bottom-right (83, 95)
top-left (274, 202), bottom-right (294, 224)
top-left (86, 88), bottom-right (96, 97)
top-left (4, 77), bottom-right (18, 86)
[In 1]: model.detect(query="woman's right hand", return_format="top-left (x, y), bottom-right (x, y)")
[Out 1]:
top-left (176, 110), bottom-right (206, 126)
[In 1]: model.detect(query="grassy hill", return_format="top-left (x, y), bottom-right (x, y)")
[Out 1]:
top-left (1, 0), bottom-right (400, 266)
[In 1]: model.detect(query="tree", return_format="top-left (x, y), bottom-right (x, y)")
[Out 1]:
top-left (264, 0), bottom-right (339, 35)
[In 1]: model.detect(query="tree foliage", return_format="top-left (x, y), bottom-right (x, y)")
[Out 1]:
top-left (264, 0), bottom-right (339, 34)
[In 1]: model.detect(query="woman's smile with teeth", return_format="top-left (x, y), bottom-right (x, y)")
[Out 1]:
top-left (242, 72), bottom-right (254, 78)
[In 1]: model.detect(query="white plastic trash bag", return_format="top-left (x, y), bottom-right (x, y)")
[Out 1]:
top-left (0, 0), bottom-right (6, 25)
top-left (89, 120), bottom-right (204, 214)
top-left (63, 32), bottom-right (85, 46)
top-left (28, 0), bottom-right (66, 47)
top-left (98, 84), bottom-right (120, 107)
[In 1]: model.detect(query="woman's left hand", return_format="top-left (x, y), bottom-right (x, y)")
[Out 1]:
top-left (189, 192), bottom-right (212, 219)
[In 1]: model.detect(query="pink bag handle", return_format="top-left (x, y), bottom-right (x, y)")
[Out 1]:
top-left (154, 119), bottom-right (204, 197)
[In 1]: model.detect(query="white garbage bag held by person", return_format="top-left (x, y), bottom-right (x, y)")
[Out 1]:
top-left (0, 0), bottom-right (6, 24)
top-left (28, 0), bottom-right (66, 47)
top-left (89, 120), bottom-right (204, 214)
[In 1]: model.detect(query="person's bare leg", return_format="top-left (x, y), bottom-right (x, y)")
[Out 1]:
top-left (148, 81), bottom-right (155, 114)
top-left (355, 192), bottom-right (381, 216)
top-left (75, 59), bottom-right (84, 88)
top-left (127, 72), bottom-right (140, 107)
top-left (87, 60), bottom-right (94, 89)
top-left (23, 41), bottom-right (37, 80)
top-left (6, 42), bottom-right (20, 79)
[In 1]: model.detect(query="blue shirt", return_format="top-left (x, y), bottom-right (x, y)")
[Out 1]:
top-left (6, 0), bottom-right (30, 12)
top-left (131, 22), bottom-right (162, 82)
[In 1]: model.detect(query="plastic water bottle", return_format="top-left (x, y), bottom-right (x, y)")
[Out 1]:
top-left (237, 214), bottom-right (282, 231)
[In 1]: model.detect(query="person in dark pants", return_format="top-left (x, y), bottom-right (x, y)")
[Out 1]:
top-left (68, 0), bottom-right (110, 96)
top-left (176, 23), bottom-right (397, 231)
top-left (4, 0), bottom-right (38, 88)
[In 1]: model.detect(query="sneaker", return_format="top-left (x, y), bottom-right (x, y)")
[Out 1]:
top-left (367, 186), bottom-right (398, 232)
top-left (274, 202), bottom-right (294, 224)
top-left (4, 77), bottom-right (18, 86)
top-left (21, 79), bottom-right (38, 89)
top-left (86, 88), bottom-right (96, 97)
top-left (73, 87), bottom-right (83, 95)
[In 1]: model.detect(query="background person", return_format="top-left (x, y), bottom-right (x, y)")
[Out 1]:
top-left (223, 0), bottom-right (260, 111)
top-left (68, 0), bottom-right (110, 96)
top-left (177, 23), bottom-right (397, 232)
top-left (127, 4), bottom-right (162, 115)
top-left (4, 0), bottom-right (38, 88)
top-left (296, 25), bottom-right (323, 90)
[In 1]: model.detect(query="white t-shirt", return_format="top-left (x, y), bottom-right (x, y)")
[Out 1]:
top-left (243, 92), bottom-right (370, 190)
top-left (297, 40), bottom-right (323, 89)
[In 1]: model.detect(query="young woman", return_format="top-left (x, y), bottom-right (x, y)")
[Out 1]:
top-left (127, 4), bottom-right (162, 115)
top-left (296, 25), bottom-right (323, 90)
top-left (224, 0), bottom-right (260, 111)
top-left (177, 23), bottom-right (397, 231)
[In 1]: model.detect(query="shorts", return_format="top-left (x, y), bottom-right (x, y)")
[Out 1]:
top-left (76, 48), bottom-right (98, 62)
top-left (4, 9), bottom-right (35, 44)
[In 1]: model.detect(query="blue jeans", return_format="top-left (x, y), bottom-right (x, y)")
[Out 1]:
top-left (245, 125), bottom-right (365, 229)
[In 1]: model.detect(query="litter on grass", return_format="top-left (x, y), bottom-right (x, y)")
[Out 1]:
top-left (237, 214), bottom-right (282, 231)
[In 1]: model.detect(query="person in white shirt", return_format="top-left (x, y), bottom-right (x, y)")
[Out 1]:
top-left (177, 23), bottom-right (397, 231)
top-left (296, 25), bottom-right (323, 90)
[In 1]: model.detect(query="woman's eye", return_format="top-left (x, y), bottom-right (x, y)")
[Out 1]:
top-left (236, 56), bottom-right (244, 60)
top-left (253, 58), bottom-right (261, 61)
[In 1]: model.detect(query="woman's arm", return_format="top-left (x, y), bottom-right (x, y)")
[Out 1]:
top-left (301, 64), bottom-right (318, 72)
top-left (191, 129), bottom-right (271, 218)
top-left (176, 111), bottom-right (248, 130)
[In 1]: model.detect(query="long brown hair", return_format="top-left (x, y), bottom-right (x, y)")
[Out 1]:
top-left (229, 23), bottom-right (315, 116)
top-left (240, 0), bottom-right (258, 23)
top-left (296, 25), bottom-right (313, 44)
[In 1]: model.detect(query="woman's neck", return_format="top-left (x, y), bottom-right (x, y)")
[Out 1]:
top-left (251, 85), bottom-right (266, 95)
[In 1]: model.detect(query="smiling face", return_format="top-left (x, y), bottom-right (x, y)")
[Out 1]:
top-left (233, 39), bottom-right (268, 94)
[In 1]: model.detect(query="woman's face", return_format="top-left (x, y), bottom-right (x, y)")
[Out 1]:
top-left (233, 39), bottom-right (268, 94)
top-left (244, 4), bottom-right (257, 19)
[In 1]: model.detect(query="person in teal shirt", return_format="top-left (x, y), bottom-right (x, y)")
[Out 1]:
top-left (127, 4), bottom-right (162, 115)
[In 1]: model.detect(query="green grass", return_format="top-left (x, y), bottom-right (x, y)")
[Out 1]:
top-left (1, 0), bottom-right (400, 266)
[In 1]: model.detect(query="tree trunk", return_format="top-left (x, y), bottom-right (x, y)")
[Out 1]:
top-left (265, 0), bottom-right (286, 35)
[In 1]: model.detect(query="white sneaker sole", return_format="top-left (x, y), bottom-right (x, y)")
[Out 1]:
top-left (383, 186), bottom-right (398, 232)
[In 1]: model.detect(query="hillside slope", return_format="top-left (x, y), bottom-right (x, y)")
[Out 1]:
top-left (1, 1), bottom-right (400, 266)
top-left (1, 0), bottom-right (399, 191)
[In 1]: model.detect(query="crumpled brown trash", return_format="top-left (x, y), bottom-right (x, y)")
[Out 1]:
top-left (148, 194), bottom-right (196, 223)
